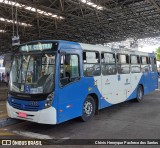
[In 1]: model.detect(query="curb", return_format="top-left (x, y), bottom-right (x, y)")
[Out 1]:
top-left (0, 118), bottom-right (21, 128)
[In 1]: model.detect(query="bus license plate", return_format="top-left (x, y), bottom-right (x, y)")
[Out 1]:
top-left (18, 112), bottom-right (27, 118)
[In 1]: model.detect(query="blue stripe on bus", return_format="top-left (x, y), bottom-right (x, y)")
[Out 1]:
top-left (127, 72), bottom-right (158, 101)
top-left (8, 97), bottom-right (45, 111)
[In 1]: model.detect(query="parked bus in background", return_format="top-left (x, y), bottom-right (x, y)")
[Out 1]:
top-left (0, 56), bottom-right (5, 82)
top-left (0, 68), bottom-right (5, 82)
top-left (3, 53), bottom-right (13, 75)
top-left (7, 40), bottom-right (158, 124)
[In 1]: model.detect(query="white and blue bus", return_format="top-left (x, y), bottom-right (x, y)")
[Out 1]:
top-left (7, 40), bottom-right (158, 124)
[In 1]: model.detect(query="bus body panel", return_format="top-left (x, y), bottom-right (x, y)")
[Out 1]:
top-left (7, 102), bottom-right (57, 124)
top-left (56, 77), bottom-right (101, 123)
top-left (7, 93), bottom-right (58, 124)
top-left (149, 71), bottom-right (158, 92)
top-left (101, 72), bottom-right (143, 104)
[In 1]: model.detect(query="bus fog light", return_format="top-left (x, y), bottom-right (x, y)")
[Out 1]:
top-left (44, 92), bottom-right (54, 109)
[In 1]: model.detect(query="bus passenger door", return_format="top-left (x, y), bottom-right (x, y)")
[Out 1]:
top-left (117, 54), bottom-right (131, 102)
top-left (57, 51), bottom-right (84, 123)
top-left (83, 50), bottom-right (102, 98)
top-left (57, 50), bottom-right (102, 123)
top-left (101, 52), bottom-right (119, 106)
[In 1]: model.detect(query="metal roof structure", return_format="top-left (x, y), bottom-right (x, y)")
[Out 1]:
top-left (0, 0), bottom-right (160, 52)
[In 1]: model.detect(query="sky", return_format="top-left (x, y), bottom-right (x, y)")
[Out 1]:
top-left (138, 45), bottom-right (160, 67)
top-left (138, 45), bottom-right (158, 53)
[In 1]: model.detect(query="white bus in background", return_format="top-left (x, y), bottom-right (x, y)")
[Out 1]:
top-left (0, 67), bottom-right (5, 81)
top-left (3, 53), bottom-right (13, 74)
top-left (0, 56), bottom-right (5, 81)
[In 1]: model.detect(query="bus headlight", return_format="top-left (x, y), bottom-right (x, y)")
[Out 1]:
top-left (44, 92), bottom-right (54, 109)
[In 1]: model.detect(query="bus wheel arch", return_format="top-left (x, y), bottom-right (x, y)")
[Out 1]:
top-left (136, 84), bottom-right (144, 102)
top-left (88, 93), bottom-right (99, 113)
top-left (80, 94), bottom-right (98, 122)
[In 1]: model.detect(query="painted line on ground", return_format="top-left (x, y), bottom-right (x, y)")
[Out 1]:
top-left (13, 131), bottom-right (53, 139)
top-left (0, 132), bottom-right (14, 136)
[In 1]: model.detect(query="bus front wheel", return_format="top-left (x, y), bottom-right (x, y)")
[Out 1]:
top-left (80, 96), bottom-right (96, 122)
top-left (136, 85), bottom-right (144, 102)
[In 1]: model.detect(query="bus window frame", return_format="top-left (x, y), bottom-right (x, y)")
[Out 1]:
top-left (83, 50), bottom-right (101, 77)
top-left (101, 51), bottom-right (117, 75)
top-left (140, 56), bottom-right (150, 73)
top-left (117, 53), bottom-right (130, 74)
top-left (140, 56), bottom-right (150, 65)
top-left (149, 56), bottom-right (157, 72)
top-left (130, 54), bottom-right (141, 73)
top-left (8, 50), bottom-right (57, 97)
top-left (59, 52), bottom-right (81, 88)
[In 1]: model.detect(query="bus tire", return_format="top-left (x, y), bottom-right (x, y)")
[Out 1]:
top-left (80, 96), bottom-right (96, 122)
top-left (136, 85), bottom-right (144, 102)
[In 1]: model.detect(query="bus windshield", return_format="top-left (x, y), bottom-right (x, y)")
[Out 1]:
top-left (9, 53), bottom-right (56, 94)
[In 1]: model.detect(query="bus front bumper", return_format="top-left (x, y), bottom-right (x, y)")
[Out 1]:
top-left (6, 102), bottom-right (57, 124)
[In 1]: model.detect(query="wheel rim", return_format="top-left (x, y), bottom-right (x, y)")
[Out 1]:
top-left (138, 88), bottom-right (143, 99)
top-left (83, 101), bottom-right (93, 116)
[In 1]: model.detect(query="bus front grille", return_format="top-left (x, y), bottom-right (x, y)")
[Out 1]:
top-left (10, 102), bottom-right (39, 111)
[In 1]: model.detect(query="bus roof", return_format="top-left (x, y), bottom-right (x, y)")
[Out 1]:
top-left (79, 42), bottom-right (155, 57)
top-left (18, 40), bottom-right (155, 56)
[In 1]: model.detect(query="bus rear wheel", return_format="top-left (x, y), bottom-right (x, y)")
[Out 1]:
top-left (136, 85), bottom-right (144, 102)
top-left (80, 96), bottom-right (96, 122)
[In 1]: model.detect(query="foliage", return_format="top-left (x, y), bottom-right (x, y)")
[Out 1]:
top-left (155, 47), bottom-right (160, 61)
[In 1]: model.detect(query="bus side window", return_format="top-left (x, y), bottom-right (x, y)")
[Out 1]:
top-left (60, 54), bottom-right (80, 87)
top-left (130, 55), bottom-right (140, 73)
top-left (83, 51), bottom-right (101, 77)
top-left (154, 58), bottom-right (157, 72)
top-left (149, 57), bottom-right (157, 72)
top-left (141, 56), bottom-right (150, 73)
top-left (101, 52), bottom-right (117, 75)
top-left (117, 54), bottom-right (130, 74)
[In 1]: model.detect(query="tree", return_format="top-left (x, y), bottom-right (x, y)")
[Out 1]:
top-left (155, 47), bottom-right (160, 61)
